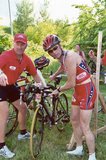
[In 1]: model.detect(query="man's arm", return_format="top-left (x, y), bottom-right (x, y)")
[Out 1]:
top-left (88, 50), bottom-right (97, 62)
top-left (49, 65), bottom-right (64, 81)
top-left (32, 70), bottom-right (47, 87)
top-left (88, 50), bottom-right (103, 64)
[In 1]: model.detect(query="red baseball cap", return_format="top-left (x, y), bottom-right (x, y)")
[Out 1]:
top-left (14, 33), bottom-right (27, 44)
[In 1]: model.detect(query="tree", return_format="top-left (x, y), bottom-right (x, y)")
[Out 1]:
top-left (13, 0), bottom-right (34, 33)
top-left (68, 0), bottom-right (106, 53)
top-left (38, 0), bottom-right (50, 22)
top-left (0, 31), bottom-right (12, 54)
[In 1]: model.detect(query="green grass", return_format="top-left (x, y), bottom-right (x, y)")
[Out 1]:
top-left (0, 80), bottom-right (106, 160)
top-left (2, 116), bottom-right (106, 160)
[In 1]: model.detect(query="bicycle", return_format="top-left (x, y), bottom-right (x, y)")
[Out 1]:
top-left (25, 82), bottom-right (70, 159)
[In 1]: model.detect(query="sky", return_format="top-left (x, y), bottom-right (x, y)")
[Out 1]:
top-left (0, 0), bottom-right (93, 26)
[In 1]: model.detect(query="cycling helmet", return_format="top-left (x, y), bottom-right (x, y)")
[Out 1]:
top-left (43, 34), bottom-right (61, 51)
top-left (34, 56), bottom-right (50, 70)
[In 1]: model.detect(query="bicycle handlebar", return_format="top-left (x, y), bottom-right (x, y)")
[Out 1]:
top-left (24, 84), bottom-right (53, 94)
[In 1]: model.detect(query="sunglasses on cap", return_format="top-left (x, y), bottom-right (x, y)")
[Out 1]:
top-left (48, 45), bottom-right (58, 54)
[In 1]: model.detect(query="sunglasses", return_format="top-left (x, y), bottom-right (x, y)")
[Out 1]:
top-left (48, 45), bottom-right (58, 54)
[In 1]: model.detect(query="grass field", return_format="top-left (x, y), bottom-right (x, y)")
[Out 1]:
top-left (0, 82), bottom-right (106, 160)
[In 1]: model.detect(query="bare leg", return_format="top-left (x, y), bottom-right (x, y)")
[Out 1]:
top-left (71, 105), bottom-right (83, 146)
top-left (66, 105), bottom-right (84, 155)
top-left (80, 109), bottom-right (95, 154)
top-left (0, 101), bottom-right (9, 142)
top-left (13, 100), bottom-right (27, 130)
top-left (0, 101), bottom-right (15, 158)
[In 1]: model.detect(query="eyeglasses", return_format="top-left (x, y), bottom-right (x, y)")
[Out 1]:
top-left (48, 45), bottom-right (58, 54)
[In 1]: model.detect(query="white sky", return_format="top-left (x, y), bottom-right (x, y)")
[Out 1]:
top-left (0, 0), bottom-right (93, 26)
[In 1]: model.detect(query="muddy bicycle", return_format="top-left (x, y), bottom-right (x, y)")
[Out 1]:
top-left (23, 82), bottom-right (70, 159)
top-left (6, 72), bottom-right (70, 159)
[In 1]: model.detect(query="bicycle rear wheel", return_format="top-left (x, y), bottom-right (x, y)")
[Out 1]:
top-left (30, 106), bottom-right (44, 159)
top-left (55, 93), bottom-right (70, 131)
top-left (5, 103), bottom-right (18, 137)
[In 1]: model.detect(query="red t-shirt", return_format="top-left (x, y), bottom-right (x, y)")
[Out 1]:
top-left (102, 52), bottom-right (106, 66)
top-left (0, 49), bottom-right (37, 84)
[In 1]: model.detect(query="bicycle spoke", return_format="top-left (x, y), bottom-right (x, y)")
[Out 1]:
top-left (55, 93), bottom-right (70, 131)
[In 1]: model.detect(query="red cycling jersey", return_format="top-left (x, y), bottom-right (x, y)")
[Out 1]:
top-left (76, 61), bottom-right (90, 84)
top-left (102, 52), bottom-right (106, 66)
top-left (0, 49), bottom-right (37, 85)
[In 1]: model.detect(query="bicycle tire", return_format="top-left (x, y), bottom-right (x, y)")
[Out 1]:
top-left (30, 106), bottom-right (44, 159)
top-left (55, 93), bottom-right (70, 131)
top-left (5, 103), bottom-right (18, 137)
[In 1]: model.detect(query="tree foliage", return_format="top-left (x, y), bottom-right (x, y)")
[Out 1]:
top-left (0, 0), bottom-right (106, 59)
top-left (68, 0), bottom-right (106, 54)
top-left (38, 0), bottom-right (50, 22)
top-left (0, 31), bottom-right (12, 54)
top-left (13, 0), bottom-right (34, 33)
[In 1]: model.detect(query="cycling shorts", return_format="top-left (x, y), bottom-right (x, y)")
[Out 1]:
top-left (0, 84), bottom-right (20, 102)
top-left (72, 81), bottom-right (97, 110)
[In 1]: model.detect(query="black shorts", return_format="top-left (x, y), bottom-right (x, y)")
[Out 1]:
top-left (0, 84), bottom-right (20, 102)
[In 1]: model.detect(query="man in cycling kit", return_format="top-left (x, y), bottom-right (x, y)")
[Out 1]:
top-left (43, 34), bottom-right (97, 160)
top-left (0, 33), bottom-right (45, 159)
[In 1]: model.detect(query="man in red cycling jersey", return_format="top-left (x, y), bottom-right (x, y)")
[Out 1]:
top-left (0, 33), bottom-right (45, 158)
top-left (43, 34), bottom-right (97, 160)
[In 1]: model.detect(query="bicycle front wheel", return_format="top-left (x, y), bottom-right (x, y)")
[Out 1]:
top-left (6, 103), bottom-right (18, 137)
top-left (30, 106), bottom-right (44, 159)
top-left (55, 93), bottom-right (70, 131)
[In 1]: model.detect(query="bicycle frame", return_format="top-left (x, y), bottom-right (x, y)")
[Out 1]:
top-left (39, 92), bottom-right (59, 125)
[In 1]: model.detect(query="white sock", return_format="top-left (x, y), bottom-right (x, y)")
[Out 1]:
top-left (75, 145), bottom-right (83, 151)
top-left (89, 153), bottom-right (96, 159)
top-left (66, 145), bottom-right (84, 155)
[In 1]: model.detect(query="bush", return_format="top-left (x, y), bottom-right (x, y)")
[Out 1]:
top-left (0, 32), bottom-right (12, 54)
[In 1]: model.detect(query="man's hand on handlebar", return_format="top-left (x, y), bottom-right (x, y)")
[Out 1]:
top-left (49, 74), bottom-right (56, 81)
top-left (49, 89), bottom-right (59, 97)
